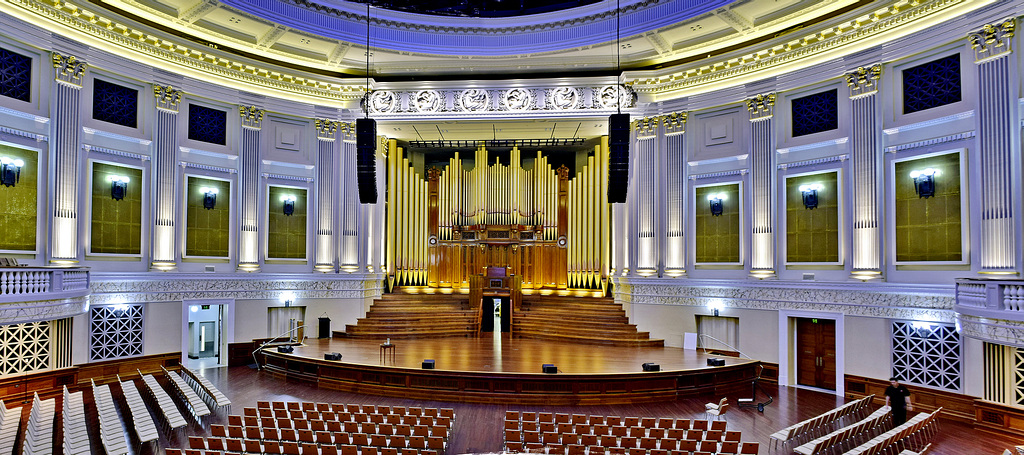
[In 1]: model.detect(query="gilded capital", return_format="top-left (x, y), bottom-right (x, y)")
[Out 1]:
top-left (746, 92), bottom-right (776, 120)
top-left (154, 85), bottom-right (182, 112)
top-left (239, 105), bottom-right (265, 129)
top-left (315, 118), bottom-right (339, 140)
top-left (636, 116), bottom-right (658, 135)
top-left (969, 18), bottom-right (1014, 62)
top-left (665, 111), bottom-right (687, 135)
top-left (51, 52), bottom-right (85, 86)
top-left (845, 64), bottom-right (882, 99)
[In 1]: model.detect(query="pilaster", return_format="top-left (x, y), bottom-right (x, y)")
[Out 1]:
top-left (238, 105), bottom-right (264, 272)
top-left (635, 116), bottom-right (659, 277)
top-left (664, 112), bottom-right (687, 278)
top-left (151, 85), bottom-right (183, 271)
top-left (845, 64), bottom-right (884, 281)
top-left (314, 118), bottom-right (339, 272)
top-left (49, 52), bottom-right (86, 264)
top-left (746, 93), bottom-right (776, 279)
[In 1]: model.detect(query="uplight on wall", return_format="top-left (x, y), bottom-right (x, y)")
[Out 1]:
top-left (108, 175), bottom-right (130, 201)
top-left (707, 300), bottom-right (724, 317)
top-left (200, 186), bottom-right (219, 209)
top-left (799, 183), bottom-right (822, 209)
top-left (281, 291), bottom-right (296, 307)
top-left (0, 156), bottom-right (24, 187)
top-left (282, 194), bottom-right (297, 216)
top-left (909, 168), bottom-right (939, 198)
top-left (707, 192), bottom-right (727, 216)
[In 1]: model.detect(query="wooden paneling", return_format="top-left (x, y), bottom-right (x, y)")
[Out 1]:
top-left (844, 374), bottom-right (975, 422)
top-left (0, 352), bottom-right (180, 402)
top-left (973, 399), bottom-right (1024, 437)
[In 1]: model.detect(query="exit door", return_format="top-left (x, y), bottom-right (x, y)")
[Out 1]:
top-left (796, 317), bottom-right (836, 390)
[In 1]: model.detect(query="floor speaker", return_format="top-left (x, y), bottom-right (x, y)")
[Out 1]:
top-left (642, 362), bottom-right (660, 372)
top-left (277, 346), bottom-right (294, 353)
top-left (607, 113), bottom-right (630, 203)
top-left (707, 358), bottom-right (725, 366)
top-left (542, 364), bottom-right (557, 374)
top-left (422, 359), bottom-right (435, 369)
top-left (357, 118), bottom-right (378, 204)
top-left (324, 352), bottom-right (342, 361)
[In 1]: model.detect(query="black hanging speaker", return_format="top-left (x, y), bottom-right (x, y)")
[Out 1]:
top-left (607, 113), bottom-right (630, 203)
top-left (356, 118), bottom-right (378, 204)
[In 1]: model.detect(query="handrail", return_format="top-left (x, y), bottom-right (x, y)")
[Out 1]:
top-left (697, 333), bottom-right (751, 359)
top-left (251, 324), bottom-right (305, 369)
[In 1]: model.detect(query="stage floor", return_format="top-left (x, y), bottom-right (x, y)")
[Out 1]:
top-left (286, 334), bottom-right (754, 374)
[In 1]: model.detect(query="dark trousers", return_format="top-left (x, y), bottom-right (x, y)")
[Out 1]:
top-left (892, 407), bottom-right (907, 426)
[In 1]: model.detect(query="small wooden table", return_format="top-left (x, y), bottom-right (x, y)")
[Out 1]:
top-left (379, 343), bottom-right (396, 364)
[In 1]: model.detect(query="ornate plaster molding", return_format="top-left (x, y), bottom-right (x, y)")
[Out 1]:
top-left (845, 64), bottom-right (882, 99)
top-left (315, 118), bottom-right (339, 140)
top-left (51, 52), bottom-right (85, 86)
top-left (968, 17), bottom-right (1014, 63)
top-left (0, 296), bottom-right (89, 325)
top-left (89, 274), bottom-right (384, 303)
top-left (154, 85), bottom-right (183, 112)
top-left (746, 93), bottom-right (775, 121)
top-left (239, 105), bottom-right (265, 130)
top-left (959, 313), bottom-right (1024, 348)
top-left (368, 86), bottom-right (635, 117)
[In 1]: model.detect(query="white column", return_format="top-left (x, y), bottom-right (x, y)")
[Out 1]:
top-left (237, 105), bottom-right (264, 272)
top-left (151, 86), bottom-right (182, 271)
top-left (314, 119), bottom-right (339, 272)
top-left (339, 123), bottom-right (361, 272)
top-left (845, 65), bottom-right (884, 280)
top-left (746, 93), bottom-right (777, 278)
top-left (664, 112), bottom-right (687, 277)
top-left (635, 117), bottom-right (658, 277)
top-left (970, 18), bottom-right (1020, 275)
top-left (48, 53), bottom-right (86, 264)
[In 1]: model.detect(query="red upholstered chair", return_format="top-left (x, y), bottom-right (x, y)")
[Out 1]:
top-left (739, 442), bottom-right (759, 454)
top-left (624, 417), bottom-right (640, 427)
top-left (263, 441), bottom-right (282, 454)
top-left (333, 432), bottom-right (350, 445)
top-left (165, 450), bottom-right (182, 455)
top-left (243, 439), bottom-right (262, 454)
top-left (380, 448), bottom-right (399, 455)
top-left (211, 424), bottom-right (227, 437)
top-left (321, 446), bottom-right (339, 455)
top-left (568, 445), bottom-right (586, 455)
top-left (718, 441), bottom-right (740, 454)
top-left (282, 441), bottom-right (300, 455)
top-left (189, 436), bottom-right (207, 449)
top-left (207, 438), bottom-right (226, 450)
top-left (300, 442), bottom-right (320, 455)
top-left (698, 440), bottom-right (718, 453)
top-left (340, 445), bottom-right (358, 455)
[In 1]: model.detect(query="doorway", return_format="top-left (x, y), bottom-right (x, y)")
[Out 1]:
top-left (796, 317), bottom-right (837, 390)
top-left (480, 297), bottom-right (510, 333)
top-left (186, 304), bottom-right (223, 368)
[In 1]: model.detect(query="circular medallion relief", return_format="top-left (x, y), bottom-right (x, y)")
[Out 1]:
top-left (369, 90), bottom-right (399, 113)
top-left (501, 88), bottom-right (533, 111)
top-left (459, 89), bottom-right (490, 112)
top-left (548, 87), bottom-right (580, 110)
top-left (557, 236), bottom-right (567, 248)
top-left (413, 90), bottom-right (443, 112)
top-left (598, 85), bottom-right (634, 109)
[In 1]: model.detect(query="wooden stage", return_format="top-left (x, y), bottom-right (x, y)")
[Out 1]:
top-left (257, 335), bottom-right (761, 405)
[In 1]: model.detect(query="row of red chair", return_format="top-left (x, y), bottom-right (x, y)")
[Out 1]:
top-left (254, 402), bottom-right (452, 420)
top-left (507, 412), bottom-right (716, 430)
top-left (208, 428), bottom-right (447, 449)
top-left (502, 442), bottom-right (760, 455)
top-left (506, 422), bottom-right (728, 439)
top-left (235, 413), bottom-right (450, 429)
top-left (219, 421), bottom-right (449, 439)
top-left (169, 442), bottom-right (443, 455)
top-left (506, 430), bottom-right (741, 448)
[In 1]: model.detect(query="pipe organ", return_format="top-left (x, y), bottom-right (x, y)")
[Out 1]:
top-left (386, 139), bottom-right (610, 294)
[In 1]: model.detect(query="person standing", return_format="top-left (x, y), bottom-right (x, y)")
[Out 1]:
top-left (885, 377), bottom-right (913, 425)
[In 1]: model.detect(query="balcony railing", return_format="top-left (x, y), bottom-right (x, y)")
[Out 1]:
top-left (0, 267), bottom-right (90, 304)
top-left (955, 278), bottom-right (1024, 320)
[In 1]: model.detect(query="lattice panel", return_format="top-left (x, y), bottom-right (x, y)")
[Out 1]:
top-left (188, 104), bottom-right (227, 145)
top-left (1014, 348), bottom-right (1024, 405)
top-left (902, 54), bottom-right (961, 114)
top-left (90, 305), bottom-right (144, 360)
top-left (0, 47), bottom-right (31, 102)
top-left (0, 321), bottom-right (50, 375)
top-left (93, 79), bottom-right (138, 128)
top-left (791, 89), bottom-right (837, 137)
top-left (892, 321), bottom-right (961, 390)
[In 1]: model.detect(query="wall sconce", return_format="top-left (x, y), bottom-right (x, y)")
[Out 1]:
top-left (910, 168), bottom-right (939, 198)
top-left (281, 292), bottom-right (296, 307)
top-left (707, 192), bottom-right (727, 216)
top-left (108, 175), bottom-right (130, 201)
top-left (0, 156), bottom-right (25, 187)
top-left (282, 195), bottom-right (297, 216)
top-left (708, 300), bottom-right (724, 317)
top-left (799, 183), bottom-right (822, 209)
top-left (200, 186), bottom-right (219, 209)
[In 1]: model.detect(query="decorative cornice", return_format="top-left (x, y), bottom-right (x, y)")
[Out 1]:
top-left (261, 172), bottom-right (313, 182)
top-left (315, 118), bottom-right (339, 140)
top-left (882, 111), bottom-right (974, 135)
top-left (884, 131), bottom-right (976, 154)
top-left (239, 105), bottom-right (265, 130)
top-left (845, 64), bottom-right (882, 99)
top-left (959, 313), bottom-right (1024, 348)
top-left (51, 52), bottom-right (85, 86)
top-left (88, 274), bottom-right (384, 303)
top-left (0, 296), bottom-right (89, 325)
top-left (82, 127), bottom-right (153, 146)
top-left (367, 86), bottom-right (635, 117)
top-left (689, 169), bottom-right (745, 180)
top-left (777, 137), bottom-right (848, 155)
top-left (0, 126), bottom-right (48, 143)
top-left (181, 161), bottom-right (237, 174)
top-left (778, 154), bottom-right (848, 171)
top-left (154, 85), bottom-right (183, 112)
top-left (84, 145), bottom-right (150, 161)
top-left (968, 17), bottom-right (1014, 63)
top-left (746, 92), bottom-right (775, 121)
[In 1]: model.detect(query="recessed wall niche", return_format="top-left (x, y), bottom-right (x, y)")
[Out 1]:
top-left (694, 183), bottom-right (740, 264)
top-left (267, 186), bottom-right (307, 260)
top-left (185, 176), bottom-right (231, 258)
top-left (786, 171), bottom-right (839, 264)
top-left (893, 151), bottom-right (962, 263)
top-left (90, 162), bottom-right (143, 255)
top-left (0, 144), bottom-right (37, 252)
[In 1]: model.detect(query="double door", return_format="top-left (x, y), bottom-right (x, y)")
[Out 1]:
top-left (796, 318), bottom-right (836, 390)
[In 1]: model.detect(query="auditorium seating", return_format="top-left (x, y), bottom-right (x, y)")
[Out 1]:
top-left (503, 411), bottom-right (750, 455)
top-left (343, 293), bottom-right (479, 338)
top-left (140, 371), bottom-right (189, 432)
top-left (513, 295), bottom-right (663, 347)
top-left (177, 401), bottom-right (454, 455)
top-left (0, 399), bottom-right (22, 455)
top-left (793, 405), bottom-right (892, 455)
top-left (22, 392), bottom-right (56, 455)
top-left (62, 385), bottom-right (90, 455)
top-left (769, 394), bottom-right (875, 451)
top-left (163, 365), bottom-right (213, 422)
top-left (844, 408), bottom-right (942, 455)
top-left (119, 374), bottom-right (161, 445)
top-left (93, 379), bottom-right (131, 455)
top-left (181, 366), bottom-right (232, 411)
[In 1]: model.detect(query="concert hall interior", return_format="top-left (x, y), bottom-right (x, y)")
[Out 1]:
top-left (0, 0), bottom-right (1022, 453)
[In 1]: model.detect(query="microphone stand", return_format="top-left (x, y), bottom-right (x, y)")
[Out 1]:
top-left (696, 334), bottom-right (773, 411)
top-left (251, 324), bottom-right (305, 370)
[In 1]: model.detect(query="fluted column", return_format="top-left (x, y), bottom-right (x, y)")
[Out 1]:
top-left (746, 93), bottom-right (777, 278)
top-left (635, 117), bottom-right (658, 277)
top-left (151, 85), bottom-right (183, 271)
top-left (970, 18), bottom-right (1020, 274)
top-left (846, 64), bottom-right (883, 280)
top-left (663, 113), bottom-right (687, 277)
top-left (340, 123), bottom-right (361, 272)
top-left (314, 118), bottom-right (339, 272)
top-left (49, 53), bottom-right (86, 264)
top-left (237, 105), bottom-right (264, 272)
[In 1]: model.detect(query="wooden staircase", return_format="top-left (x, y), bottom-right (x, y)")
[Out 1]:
top-left (512, 295), bottom-right (664, 347)
top-left (339, 292), bottom-right (479, 339)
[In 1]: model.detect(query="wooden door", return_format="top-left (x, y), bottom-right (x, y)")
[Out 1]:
top-left (796, 318), bottom-right (836, 390)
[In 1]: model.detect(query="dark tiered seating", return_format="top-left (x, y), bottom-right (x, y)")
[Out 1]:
top-left (513, 295), bottom-right (663, 347)
top-left (341, 293), bottom-right (478, 338)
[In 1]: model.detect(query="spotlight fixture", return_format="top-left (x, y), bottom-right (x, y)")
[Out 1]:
top-left (707, 192), bottom-right (727, 216)
top-left (799, 183), bottom-right (822, 209)
top-left (282, 195), bottom-right (297, 216)
top-left (0, 156), bottom-right (25, 187)
top-left (108, 175), bottom-right (130, 201)
top-left (281, 292), bottom-right (295, 307)
top-left (200, 186), bottom-right (219, 210)
top-left (708, 300), bottom-right (724, 317)
top-left (910, 168), bottom-right (939, 198)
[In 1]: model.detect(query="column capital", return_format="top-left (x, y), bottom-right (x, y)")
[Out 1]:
top-left (636, 116), bottom-right (657, 136)
top-left (969, 18), bottom-right (1015, 62)
top-left (51, 52), bottom-right (85, 87)
top-left (316, 118), bottom-right (339, 140)
top-left (154, 85), bottom-right (183, 112)
top-left (845, 64), bottom-right (882, 99)
top-left (664, 111), bottom-right (687, 135)
top-left (239, 105), bottom-right (265, 129)
top-left (746, 92), bottom-right (776, 121)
